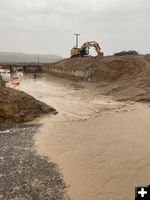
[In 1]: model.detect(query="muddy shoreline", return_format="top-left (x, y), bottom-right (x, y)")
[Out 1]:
top-left (0, 75), bottom-right (69, 199)
top-left (0, 124), bottom-right (68, 200)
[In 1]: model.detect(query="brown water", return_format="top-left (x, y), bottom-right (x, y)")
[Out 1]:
top-left (20, 74), bottom-right (150, 200)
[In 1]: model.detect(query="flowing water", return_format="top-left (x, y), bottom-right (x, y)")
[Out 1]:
top-left (19, 74), bottom-right (150, 200)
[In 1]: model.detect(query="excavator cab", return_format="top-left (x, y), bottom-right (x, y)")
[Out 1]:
top-left (80, 47), bottom-right (89, 57)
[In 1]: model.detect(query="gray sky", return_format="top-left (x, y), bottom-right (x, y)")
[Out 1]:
top-left (0, 0), bottom-right (149, 57)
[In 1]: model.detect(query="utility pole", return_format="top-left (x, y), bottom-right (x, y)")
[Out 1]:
top-left (74, 34), bottom-right (80, 48)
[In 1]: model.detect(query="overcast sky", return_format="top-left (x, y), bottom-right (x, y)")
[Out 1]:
top-left (0, 0), bottom-right (149, 57)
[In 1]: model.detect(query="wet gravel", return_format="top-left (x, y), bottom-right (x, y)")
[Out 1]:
top-left (0, 124), bottom-right (68, 200)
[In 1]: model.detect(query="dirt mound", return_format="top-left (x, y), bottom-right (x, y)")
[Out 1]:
top-left (0, 87), bottom-right (56, 124)
top-left (0, 75), bottom-right (4, 87)
top-left (50, 54), bottom-right (150, 102)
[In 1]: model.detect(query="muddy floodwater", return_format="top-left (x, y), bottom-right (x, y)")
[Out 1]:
top-left (19, 74), bottom-right (150, 200)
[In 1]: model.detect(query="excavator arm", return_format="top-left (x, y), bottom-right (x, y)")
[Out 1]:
top-left (80, 41), bottom-right (102, 56)
top-left (70, 41), bottom-right (103, 58)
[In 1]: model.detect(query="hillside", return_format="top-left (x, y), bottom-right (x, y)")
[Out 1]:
top-left (0, 52), bottom-right (62, 64)
top-left (46, 54), bottom-right (150, 102)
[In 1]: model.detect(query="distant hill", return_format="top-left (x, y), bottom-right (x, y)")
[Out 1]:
top-left (0, 52), bottom-right (63, 64)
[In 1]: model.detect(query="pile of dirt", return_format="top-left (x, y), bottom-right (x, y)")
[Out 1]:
top-left (0, 75), bottom-right (4, 88)
top-left (49, 54), bottom-right (150, 102)
top-left (0, 87), bottom-right (56, 124)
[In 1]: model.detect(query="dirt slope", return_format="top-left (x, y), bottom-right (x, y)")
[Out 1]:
top-left (0, 87), bottom-right (56, 124)
top-left (50, 54), bottom-right (150, 102)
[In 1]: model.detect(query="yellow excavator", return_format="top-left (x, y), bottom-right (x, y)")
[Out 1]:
top-left (70, 41), bottom-right (103, 58)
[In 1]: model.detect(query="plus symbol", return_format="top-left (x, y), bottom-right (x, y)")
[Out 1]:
top-left (138, 188), bottom-right (147, 198)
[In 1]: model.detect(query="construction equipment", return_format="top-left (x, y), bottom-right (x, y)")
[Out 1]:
top-left (70, 41), bottom-right (103, 58)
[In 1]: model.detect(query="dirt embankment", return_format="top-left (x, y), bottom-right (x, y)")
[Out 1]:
top-left (0, 84), bottom-right (56, 124)
top-left (46, 54), bottom-right (150, 102)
